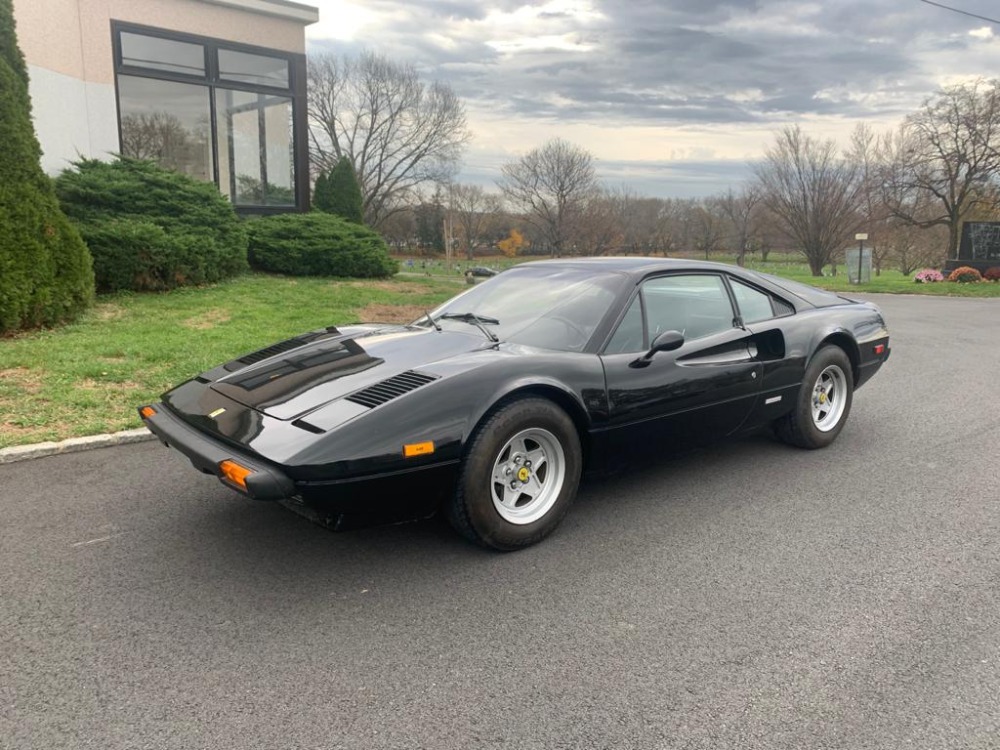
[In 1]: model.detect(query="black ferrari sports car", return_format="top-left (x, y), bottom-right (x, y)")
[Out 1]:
top-left (139, 258), bottom-right (890, 550)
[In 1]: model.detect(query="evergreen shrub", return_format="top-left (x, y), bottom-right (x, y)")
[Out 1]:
top-left (55, 158), bottom-right (248, 292)
top-left (247, 212), bottom-right (397, 278)
top-left (313, 157), bottom-right (364, 224)
top-left (0, 0), bottom-right (93, 333)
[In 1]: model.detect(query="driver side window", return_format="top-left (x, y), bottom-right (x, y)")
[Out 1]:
top-left (604, 274), bottom-right (737, 354)
top-left (642, 275), bottom-right (735, 341)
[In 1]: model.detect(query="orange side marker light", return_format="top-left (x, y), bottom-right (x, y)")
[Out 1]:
top-left (403, 441), bottom-right (435, 458)
top-left (219, 460), bottom-right (253, 491)
top-left (140, 406), bottom-right (157, 419)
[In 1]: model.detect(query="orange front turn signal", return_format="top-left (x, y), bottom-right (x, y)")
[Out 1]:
top-left (140, 406), bottom-right (157, 419)
top-left (403, 441), bottom-right (434, 458)
top-left (219, 460), bottom-right (253, 491)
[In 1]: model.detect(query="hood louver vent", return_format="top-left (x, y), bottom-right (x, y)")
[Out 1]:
top-left (345, 370), bottom-right (438, 409)
top-left (225, 328), bottom-right (341, 371)
top-left (236, 339), bottom-right (306, 366)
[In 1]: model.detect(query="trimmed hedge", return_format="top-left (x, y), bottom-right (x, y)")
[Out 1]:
top-left (983, 267), bottom-right (1000, 282)
top-left (247, 212), bottom-right (397, 278)
top-left (55, 157), bottom-right (248, 292)
top-left (0, 1), bottom-right (93, 334)
top-left (77, 219), bottom-right (211, 293)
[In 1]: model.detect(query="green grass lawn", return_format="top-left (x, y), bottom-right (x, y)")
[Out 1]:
top-left (737, 255), bottom-right (1000, 297)
top-left (0, 273), bottom-right (460, 449)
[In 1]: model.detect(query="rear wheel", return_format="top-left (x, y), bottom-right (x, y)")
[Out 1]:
top-left (447, 398), bottom-right (582, 550)
top-left (774, 345), bottom-right (854, 449)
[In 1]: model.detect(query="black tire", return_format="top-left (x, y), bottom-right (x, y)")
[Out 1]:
top-left (774, 345), bottom-right (854, 449)
top-left (447, 397), bottom-right (582, 551)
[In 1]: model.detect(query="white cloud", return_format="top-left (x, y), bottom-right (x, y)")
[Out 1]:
top-left (309, 1), bottom-right (381, 41)
top-left (304, 0), bottom-right (1000, 197)
top-left (486, 34), bottom-right (596, 53)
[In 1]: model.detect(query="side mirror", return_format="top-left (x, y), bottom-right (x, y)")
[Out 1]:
top-left (629, 330), bottom-right (685, 368)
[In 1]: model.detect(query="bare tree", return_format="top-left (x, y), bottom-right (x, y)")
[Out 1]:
top-left (882, 79), bottom-right (1000, 260)
top-left (717, 185), bottom-right (762, 266)
top-left (753, 126), bottom-right (863, 276)
top-left (496, 138), bottom-right (598, 256)
top-left (379, 207), bottom-right (417, 253)
top-left (887, 222), bottom-right (947, 275)
top-left (120, 112), bottom-right (187, 161)
top-left (654, 199), bottom-right (691, 256)
top-left (847, 123), bottom-right (896, 275)
top-left (449, 184), bottom-right (502, 259)
top-left (576, 188), bottom-right (622, 255)
top-left (602, 186), bottom-right (666, 255)
top-left (308, 51), bottom-right (471, 228)
top-left (691, 198), bottom-right (727, 259)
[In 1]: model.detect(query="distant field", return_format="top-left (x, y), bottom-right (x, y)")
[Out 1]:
top-left (396, 252), bottom-right (1000, 297)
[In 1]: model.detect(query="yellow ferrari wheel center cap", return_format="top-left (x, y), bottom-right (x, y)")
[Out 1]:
top-left (818, 392), bottom-right (827, 404)
top-left (517, 467), bottom-right (530, 482)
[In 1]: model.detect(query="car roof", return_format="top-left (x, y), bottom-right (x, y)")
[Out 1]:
top-left (517, 257), bottom-right (849, 309)
top-left (521, 256), bottom-right (749, 280)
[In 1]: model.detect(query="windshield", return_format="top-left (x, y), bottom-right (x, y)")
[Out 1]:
top-left (419, 266), bottom-right (626, 352)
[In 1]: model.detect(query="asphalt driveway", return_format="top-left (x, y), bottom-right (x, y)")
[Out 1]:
top-left (1, 294), bottom-right (998, 749)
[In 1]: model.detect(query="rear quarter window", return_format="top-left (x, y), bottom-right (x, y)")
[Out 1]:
top-left (729, 278), bottom-right (795, 323)
top-left (747, 271), bottom-right (847, 308)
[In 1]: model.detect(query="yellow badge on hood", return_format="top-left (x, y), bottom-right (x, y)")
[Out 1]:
top-left (208, 407), bottom-right (227, 418)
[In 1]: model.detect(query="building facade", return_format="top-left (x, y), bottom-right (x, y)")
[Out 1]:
top-left (13, 0), bottom-right (319, 212)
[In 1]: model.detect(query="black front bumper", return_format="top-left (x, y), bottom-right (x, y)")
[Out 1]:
top-left (139, 403), bottom-right (295, 501)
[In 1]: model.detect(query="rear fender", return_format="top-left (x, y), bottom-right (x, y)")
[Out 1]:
top-left (813, 328), bottom-right (861, 385)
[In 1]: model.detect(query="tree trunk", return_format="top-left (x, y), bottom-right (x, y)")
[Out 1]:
top-left (948, 220), bottom-right (961, 260)
top-left (807, 255), bottom-right (825, 276)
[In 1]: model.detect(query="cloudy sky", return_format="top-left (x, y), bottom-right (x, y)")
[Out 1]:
top-left (305, 0), bottom-right (1000, 197)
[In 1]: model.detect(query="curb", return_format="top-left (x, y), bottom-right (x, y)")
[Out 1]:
top-left (0, 428), bottom-right (157, 465)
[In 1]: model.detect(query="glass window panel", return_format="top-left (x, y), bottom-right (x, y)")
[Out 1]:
top-left (605, 295), bottom-right (645, 354)
top-left (120, 32), bottom-right (205, 76)
top-left (730, 279), bottom-right (777, 323)
top-left (262, 97), bottom-right (295, 205)
top-left (218, 49), bottom-right (289, 88)
top-left (216, 90), bottom-right (295, 206)
top-left (641, 275), bottom-right (734, 341)
top-left (429, 268), bottom-right (624, 352)
top-left (117, 76), bottom-right (214, 182)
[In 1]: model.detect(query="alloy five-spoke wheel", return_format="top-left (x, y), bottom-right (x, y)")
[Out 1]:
top-left (811, 364), bottom-right (848, 432)
top-left (490, 428), bottom-right (566, 525)
top-left (774, 345), bottom-right (854, 449)
top-left (447, 397), bottom-right (582, 550)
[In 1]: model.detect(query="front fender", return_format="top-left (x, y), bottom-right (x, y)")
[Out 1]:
top-left (278, 349), bottom-right (606, 481)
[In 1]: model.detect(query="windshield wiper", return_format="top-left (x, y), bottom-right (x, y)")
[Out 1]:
top-left (438, 312), bottom-right (500, 342)
top-left (422, 310), bottom-right (441, 331)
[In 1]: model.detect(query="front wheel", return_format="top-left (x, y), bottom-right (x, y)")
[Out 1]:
top-left (447, 398), bottom-right (582, 550)
top-left (774, 345), bottom-right (854, 449)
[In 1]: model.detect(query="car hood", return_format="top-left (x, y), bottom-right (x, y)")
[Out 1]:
top-left (209, 325), bottom-right (491, 421)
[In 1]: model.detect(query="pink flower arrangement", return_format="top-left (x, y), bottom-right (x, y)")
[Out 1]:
top-left (913, 268), bottom-right (944, 283)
